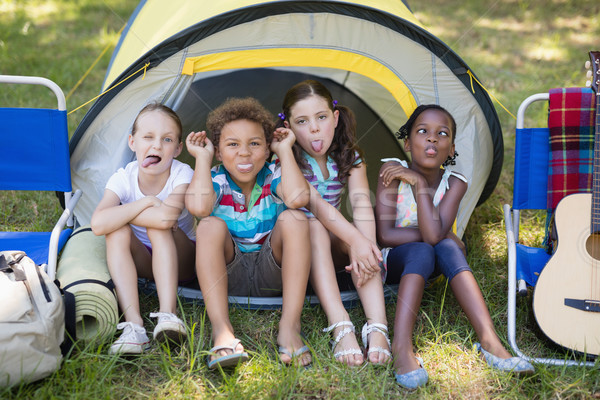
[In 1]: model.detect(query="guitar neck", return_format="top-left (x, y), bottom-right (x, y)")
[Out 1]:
top-left (590, 52), bottom-right (600, 234)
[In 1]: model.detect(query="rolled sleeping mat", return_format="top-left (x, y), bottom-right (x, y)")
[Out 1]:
top-left (56, 226), bottom-right (118, 343)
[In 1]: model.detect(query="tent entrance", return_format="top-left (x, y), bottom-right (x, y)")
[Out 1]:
top-left (174, 68), bottom-right (406, 198)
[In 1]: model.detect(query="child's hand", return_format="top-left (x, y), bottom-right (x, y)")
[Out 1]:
top-left (145, 196), bottom-right (162, 208)
top-left (186, 131), bottom-right (214, 162)
top-left (346, 263), bottom-right (376, 288)
top-left (380, 162), bottom-right (422, 186)
top-left (344, 236), bottom-right (383, 287)
top-left (270, 127), bottom-right (296, 154)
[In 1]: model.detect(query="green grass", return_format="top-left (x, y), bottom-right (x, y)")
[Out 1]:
top-left (2, 0), bottom-right (600, 398)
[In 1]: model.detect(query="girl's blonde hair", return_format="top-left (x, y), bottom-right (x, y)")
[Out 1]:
top-left (131, 102), bottom-right (183, 141)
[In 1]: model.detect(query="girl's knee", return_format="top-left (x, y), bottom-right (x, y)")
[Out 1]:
top-left (409, 242), bottom-right (435, 262)
top-left (146, 227), bottom-right (176, 252)
top-left (436, 238), bottom-right (460, 251)
top-left (386, 242), bottom-right (435, 282)
top-left (434, 238), bottom-right (465, 260)
top-left (105, 224), bottom-right (132, 245)
top-left (434, 239), bottom-right (470, 281)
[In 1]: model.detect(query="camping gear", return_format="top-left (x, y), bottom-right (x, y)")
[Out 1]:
top-left (504, 77), bottom-right (597, 366)
top-left (56, 226), bottom-right (119, 343)
top-left (0, 251), bottom-right (64, 386)
top-left (0, 75), bottom-right (83, 384)
top-left (70, 0), bottom-right (503, 240)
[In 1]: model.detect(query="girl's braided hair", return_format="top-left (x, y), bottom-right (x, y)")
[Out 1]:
top-left (395, 104), bottom-right (459, 166)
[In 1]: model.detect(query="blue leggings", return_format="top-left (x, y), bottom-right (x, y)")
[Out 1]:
top-left (385, 238), bottom-right (471, 284)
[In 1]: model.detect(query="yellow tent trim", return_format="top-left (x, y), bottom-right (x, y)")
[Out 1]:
top-left (182, 48), bottom-right (417, 116)
top-left (105, 1), bottom-right (422, 87)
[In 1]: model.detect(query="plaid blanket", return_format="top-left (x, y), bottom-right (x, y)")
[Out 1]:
top-left (547, 87), bottom-right (595, 211)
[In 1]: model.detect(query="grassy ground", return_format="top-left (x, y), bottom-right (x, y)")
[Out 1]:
top-left (2, 0), bottom-right (600, 398)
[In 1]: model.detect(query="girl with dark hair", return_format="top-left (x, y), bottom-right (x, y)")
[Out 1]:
top-left (277, 80), bottom-right (390, 366)
top-left (375, 104), bottom-right (533, 389)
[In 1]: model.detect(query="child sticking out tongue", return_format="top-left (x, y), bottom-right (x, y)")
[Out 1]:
top-left (142, 155), bottom-right (161, 168)
top-left (311, 140), bottom-right (323, 153)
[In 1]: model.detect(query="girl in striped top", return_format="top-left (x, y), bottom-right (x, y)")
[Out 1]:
top-left (277, 80), bottom-right (390, 366)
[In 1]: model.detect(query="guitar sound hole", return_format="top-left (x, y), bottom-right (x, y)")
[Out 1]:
top-left (585, 233), bottom-right (600, 260)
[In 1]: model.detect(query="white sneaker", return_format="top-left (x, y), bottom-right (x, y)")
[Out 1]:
top-left (109, 322), bottom-right (150, 355)
top-left (149, 312), bottom-right (187, 344)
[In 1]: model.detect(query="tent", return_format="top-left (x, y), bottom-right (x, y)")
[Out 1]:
top-left (70, 0), bottom-right (503, 241)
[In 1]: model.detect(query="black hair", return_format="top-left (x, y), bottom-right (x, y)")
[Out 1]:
top-left (395, 104), bottom-right (459, 166)
top-left (206, 97), bottom-right (275, 147)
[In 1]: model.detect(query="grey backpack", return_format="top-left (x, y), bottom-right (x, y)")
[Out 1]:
top-left (0, 250), bottom-right (65, 386)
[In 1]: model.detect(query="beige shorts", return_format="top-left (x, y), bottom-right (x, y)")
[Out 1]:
top-left (226, 233), bottom-right (282, 297)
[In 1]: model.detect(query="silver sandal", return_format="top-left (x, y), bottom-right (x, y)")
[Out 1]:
top-left (361, 322), bottom-right (392, 362)
top-left (322, 321), bottom-right (363, 361)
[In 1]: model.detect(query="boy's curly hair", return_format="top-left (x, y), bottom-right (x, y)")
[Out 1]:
top-left (206, 97), bottom-right (275, 147)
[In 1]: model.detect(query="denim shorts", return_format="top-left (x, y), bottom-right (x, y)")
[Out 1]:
top-left (226, 233), bottom-right (282, 297)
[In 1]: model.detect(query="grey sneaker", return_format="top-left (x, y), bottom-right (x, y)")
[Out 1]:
top-left (109, 322), bottom-right (150, 355)
top-left (150, 312), bottom-right (187, 344)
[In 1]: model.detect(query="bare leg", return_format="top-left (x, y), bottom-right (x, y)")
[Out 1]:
top-left (105, 225), bottom-right (151, 326)
top-left (308, 219), bottom-right (363, 366)
top-left (195, 217), bottom-right (242, 359)
top-left (449, 271), bottom-right (511, 359)
top-left (271, 210), bottom-right (311, 366)
top-left (392, 274), bottom-right (425, 374)
top-left (354, 272), bottom-right (390, 364)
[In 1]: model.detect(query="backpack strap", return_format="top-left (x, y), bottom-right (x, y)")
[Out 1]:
top-left (0, 253), bottom-right (27, 280)
top-left (0, 254), bottom-right (10, 272)
top-left (58, 281), bottom-right (76, 357)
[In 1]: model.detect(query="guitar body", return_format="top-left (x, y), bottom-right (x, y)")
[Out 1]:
top-left (533, 193), bottom-right (600, 355)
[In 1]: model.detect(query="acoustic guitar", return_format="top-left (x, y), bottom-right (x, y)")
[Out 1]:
top-left (532, 51), bottom-right (600, 356)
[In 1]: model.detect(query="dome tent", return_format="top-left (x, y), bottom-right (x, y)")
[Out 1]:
top-left (70, 0), bottom-right (503, 240)
top-left (69, 1), bottom-right (503, 307)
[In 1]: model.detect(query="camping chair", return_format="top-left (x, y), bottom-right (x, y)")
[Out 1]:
top-left (504, 88), bottom-right (595, 367)
top-left (0, 75), bottom-right (81, 280)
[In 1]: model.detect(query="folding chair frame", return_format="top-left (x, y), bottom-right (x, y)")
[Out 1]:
top-left (0, 75), bottom-right (81, 280)
top-left (504, 93), bottom-right (595, 367)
